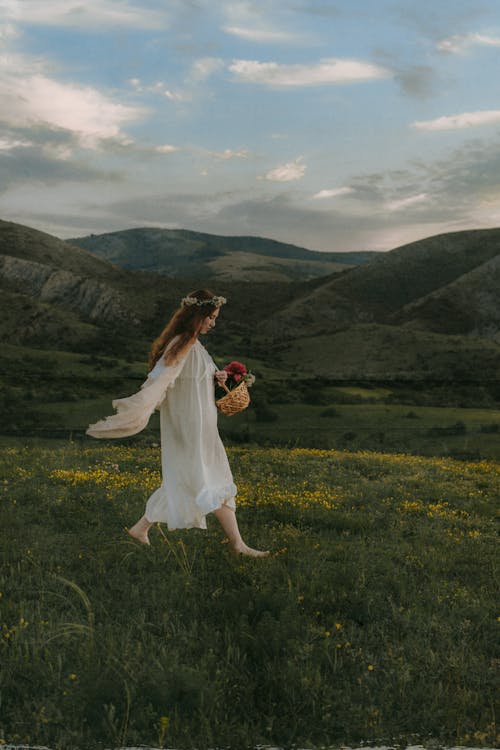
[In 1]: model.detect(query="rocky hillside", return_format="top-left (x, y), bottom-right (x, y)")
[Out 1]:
top-left (69, 227), bottom-right (376, 282)
top-left (0, 254), bottom-right (129, 323)
top-left (0, 220), bottom-right (143, 350)
top-left (0, 219), bottom-right (134, 314)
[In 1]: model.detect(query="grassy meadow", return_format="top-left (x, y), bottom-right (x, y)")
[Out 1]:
top-left (0, 442), bottom-right (498, 749)
top-left (2, 341), bottom-right (500, 462)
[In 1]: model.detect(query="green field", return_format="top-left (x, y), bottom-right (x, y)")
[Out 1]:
top-left (0, 443), bottom-right (498, 749)
top-left (2, 342), bottom-right (500, 462)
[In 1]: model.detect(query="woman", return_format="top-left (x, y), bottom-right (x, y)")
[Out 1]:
top-left (87, 289), bottom-right (268, 558)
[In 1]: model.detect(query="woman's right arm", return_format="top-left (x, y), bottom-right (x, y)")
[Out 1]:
top-left (86, 340), bottom-right (192, 439)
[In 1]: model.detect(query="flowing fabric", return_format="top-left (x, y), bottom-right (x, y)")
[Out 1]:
top-left (86, 352), bottom-right (186, 439)
top-left (86, 339), bottom-right (237, 529)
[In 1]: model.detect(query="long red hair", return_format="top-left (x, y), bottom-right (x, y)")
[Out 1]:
top-left (148, 289), bottom-right (219, 369)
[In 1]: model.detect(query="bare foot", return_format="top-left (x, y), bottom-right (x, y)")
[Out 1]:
top-left (126, 527), bottom-right (150, 545)
top-left (126, 519), bottom-right (151, 545)
top-left (232, 542), bottom-right (270, 558)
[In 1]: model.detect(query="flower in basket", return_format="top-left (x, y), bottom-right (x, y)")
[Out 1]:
top-left (223, 361), bottom-right (255, 388)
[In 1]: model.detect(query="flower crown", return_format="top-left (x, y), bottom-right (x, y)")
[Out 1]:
top-left (181, 295), bottom-right (227, 308)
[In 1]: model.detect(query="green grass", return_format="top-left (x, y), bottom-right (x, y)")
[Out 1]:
top-left (2, 341), bottom-right (500, 461)
top-left (0, 443), bottom-right (498, 749)
top-left (219, 402), bottom-right (500, 460)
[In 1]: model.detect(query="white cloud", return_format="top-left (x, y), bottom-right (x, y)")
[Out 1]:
top-left (0, 54), bottom-right (147, 148)
top-left (260, 156), bottom-right (306, 182)
top-left (387, 193), bottom-right (428, 211)
top-left (229, 57), bottom-right (391, 86)
top-left (128, 78), bottom-right (185, 101)
top-left (0, 0), bottom-right (167, 29)
top-left (128, 59), bottom-right (223, 105)
top-left (223, 25), bottom-right (298, 43)
top-left (155, 144), bottom-right (180, 154)
top-left (312, 187), bottom-right (354, 199)
top-left (0, 135), bottom-right (32, 151)
top-left (412, 110), bottom-right (500, 131)
top-left (437, 32), bottom-right (500, 54)
top-left (190, 57), bottom-right (225, 82)
top-left (208, 148), bottom-right (250, 160)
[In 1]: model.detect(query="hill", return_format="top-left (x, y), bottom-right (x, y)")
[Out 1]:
top-left (1, 219), bottom-right (499, 396)
top-left (392, 253), bottom-right (500, 341)
top-left (0, 218), bottom-right (309, 356)
top-left (68, 227), bottom-right (376, 282)
top-left (0, 219), bottom-right (136, 329)
top-left (267, 228), bottom-right (500, 342)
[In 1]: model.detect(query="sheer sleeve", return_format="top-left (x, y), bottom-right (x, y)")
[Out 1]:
top-left (86, 345), bottom-right (189, 439)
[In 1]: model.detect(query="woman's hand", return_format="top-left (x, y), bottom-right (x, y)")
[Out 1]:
top-left (215, 370), bottom-right (228, 386)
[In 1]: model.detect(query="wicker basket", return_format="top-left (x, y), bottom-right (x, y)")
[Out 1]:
top-left (216, 380), bottom-right (250, 416)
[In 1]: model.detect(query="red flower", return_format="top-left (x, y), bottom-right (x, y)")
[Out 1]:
top-left (224, 361), bottom-right (247, 375)
top-left (223, 361), bottom-right (247, 386)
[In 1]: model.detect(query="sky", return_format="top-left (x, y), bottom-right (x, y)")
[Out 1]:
top-left (1, 0), bottom-right (500, 253)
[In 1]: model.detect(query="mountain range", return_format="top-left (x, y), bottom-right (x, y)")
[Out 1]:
top-left (69, 227), bottom-right (375, 282)
top-left (1, 218), bottom-right (499, 382)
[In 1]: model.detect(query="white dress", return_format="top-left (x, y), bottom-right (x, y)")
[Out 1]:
top-left (86, 339), bottom-right (237, 530)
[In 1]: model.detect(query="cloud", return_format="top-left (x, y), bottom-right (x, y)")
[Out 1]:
top-left (220, 0), bottom-right (302, 34)
top-left (260, 156), bottom-right (306, 182)
top-left (222, 25), bottom-right (299, 43)
top-left (128, 78), bottom-right (185, 101)
top-left (386, 193), bottom-right (428, 211)
top-left (155, 145), bottom-right (180, 154)
top-left (0, 125), bottom-right (73, 171)
top-left (412, 110), bottom-right (500, 131)
top-left (0, 53), bottom-right (147, 147)
top-left (208, 149), bottom-right (250, 160)
top-left (0, 143), bottom-right (119, 192)
top-left (345, 135), bottom-right (500, 231)
top-left (312, 187), bottom-right (354, 199)
top-left (437, 32), bottom-right (500, 54)
top-left (7, 133), bottom-right (500, 254)
top-left (0, 0), bottom-right (168, 29)
top-left (128, 58), bottom-right (223, 104)
top-left (0, 135), bottom-right (32, 151)
top-left (229, 57), bottom-right (391, 86)
top-left (189, 57), bottom-right (225, 82)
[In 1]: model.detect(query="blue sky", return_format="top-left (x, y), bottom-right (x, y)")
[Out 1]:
top-left (1, 0), bottom-right (500, 252)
